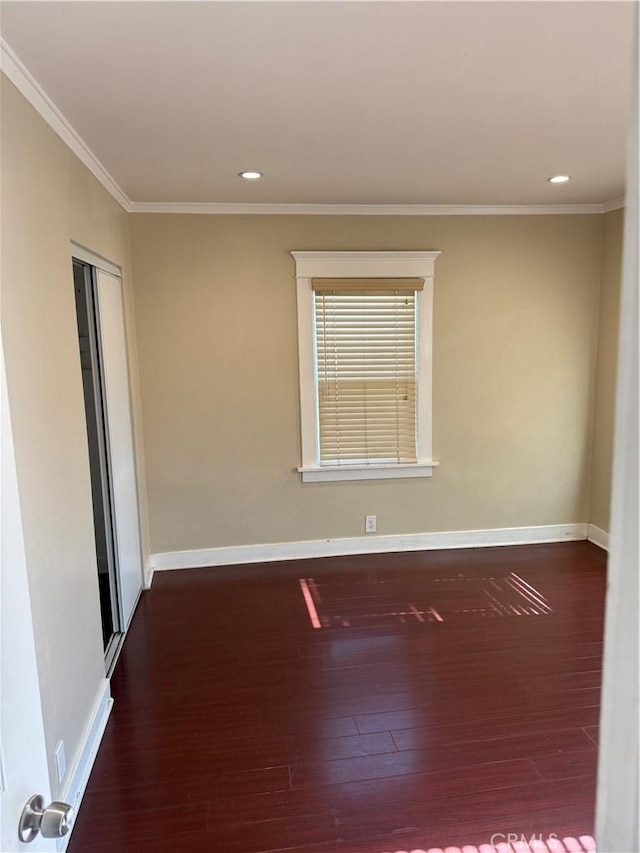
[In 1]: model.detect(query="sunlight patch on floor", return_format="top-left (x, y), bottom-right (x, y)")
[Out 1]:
top-left (298, 569), bottom-right (552, 630)
top-left (379, 836), bottom-right (596, 853)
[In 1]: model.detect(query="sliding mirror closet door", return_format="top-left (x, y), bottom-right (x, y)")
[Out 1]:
top-left (93, 268), bottom-right (143, 632)
top-left (73, 248), bottom-right (143, 670)
top-left (73, 259), bottom-right (121, 657)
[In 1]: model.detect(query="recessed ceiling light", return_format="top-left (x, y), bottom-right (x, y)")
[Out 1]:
top-left (548, 175), bottom-right (571, 184)
top-left (239, 171), bottom-right (263, 180)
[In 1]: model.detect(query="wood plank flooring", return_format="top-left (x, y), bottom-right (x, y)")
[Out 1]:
top-left (69, 541), bottom-right (606, 853)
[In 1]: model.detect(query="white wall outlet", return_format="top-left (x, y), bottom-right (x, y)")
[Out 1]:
top-left (365, 515), bottom-right (377, 533)
top-left (55, 740), bottom-right (66, 783)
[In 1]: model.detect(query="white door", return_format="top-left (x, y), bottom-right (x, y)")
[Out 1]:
top-left (0, 339), bottom-right (56, 853)
top-left (94, 269), bottom-right (143, 631)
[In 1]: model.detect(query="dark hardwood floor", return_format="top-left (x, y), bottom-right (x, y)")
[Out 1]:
top-left (69, 541), bottom-right (606, 853)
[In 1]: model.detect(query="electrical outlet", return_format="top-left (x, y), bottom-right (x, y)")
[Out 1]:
top-left (55, 740), bottom-right (66, 783)
top-left (365, 515), bottom-right (377, 533)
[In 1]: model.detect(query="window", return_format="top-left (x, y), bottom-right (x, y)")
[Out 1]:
top-left (293, 251), bottom-right (440, 482)
top-left (314, 279), bottom-right (420, 466)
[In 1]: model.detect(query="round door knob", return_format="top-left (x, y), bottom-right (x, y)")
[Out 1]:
top-left (19, 795), bottom-right (74, 843)
top-left (41, 801), bottom-right (73, 838)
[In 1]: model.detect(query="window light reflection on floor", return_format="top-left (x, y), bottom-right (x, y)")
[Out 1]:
top-left (377, 837), bottom-right (596, 853)
top-left (298, 570), bottom-right (552, 630)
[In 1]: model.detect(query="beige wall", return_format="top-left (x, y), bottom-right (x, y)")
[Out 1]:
top-left (589, 208), bottom-right (624, 532)
top-left (0, 77), bottom-right (147, 796)
top-left (130, 212), bottom-right (603, 554)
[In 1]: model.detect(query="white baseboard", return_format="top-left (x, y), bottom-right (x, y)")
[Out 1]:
top-left (149, 523), bottom-right (588, 572)
top-left (144, 561), bottom-right (154, 589)
top-left (57, 679), bottom-right (113, 852)
top-left (587, 523), bottom-right (610, 551)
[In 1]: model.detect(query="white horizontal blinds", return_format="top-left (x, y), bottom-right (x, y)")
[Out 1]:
top-left (312, 278), bottom-right (423, 466)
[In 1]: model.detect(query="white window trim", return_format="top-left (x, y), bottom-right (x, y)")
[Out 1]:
top-left (292, 251), bottom-right (440, 483)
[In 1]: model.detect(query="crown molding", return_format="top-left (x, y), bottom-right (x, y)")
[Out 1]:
top-left (0, 39), bottom-right (132, 212)
top-left (1, 40), bottom-right (626, 218)
top-left (601, 196), bottom-right (626, 213)
top-left (129, 201), bottom-right (612, 216)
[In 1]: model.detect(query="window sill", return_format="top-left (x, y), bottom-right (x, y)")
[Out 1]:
top-left (297, 461), bottom-right (439, 483)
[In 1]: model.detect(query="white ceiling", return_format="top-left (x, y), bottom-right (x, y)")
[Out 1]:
top-left (1, 1), bottom-right (634, 207)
